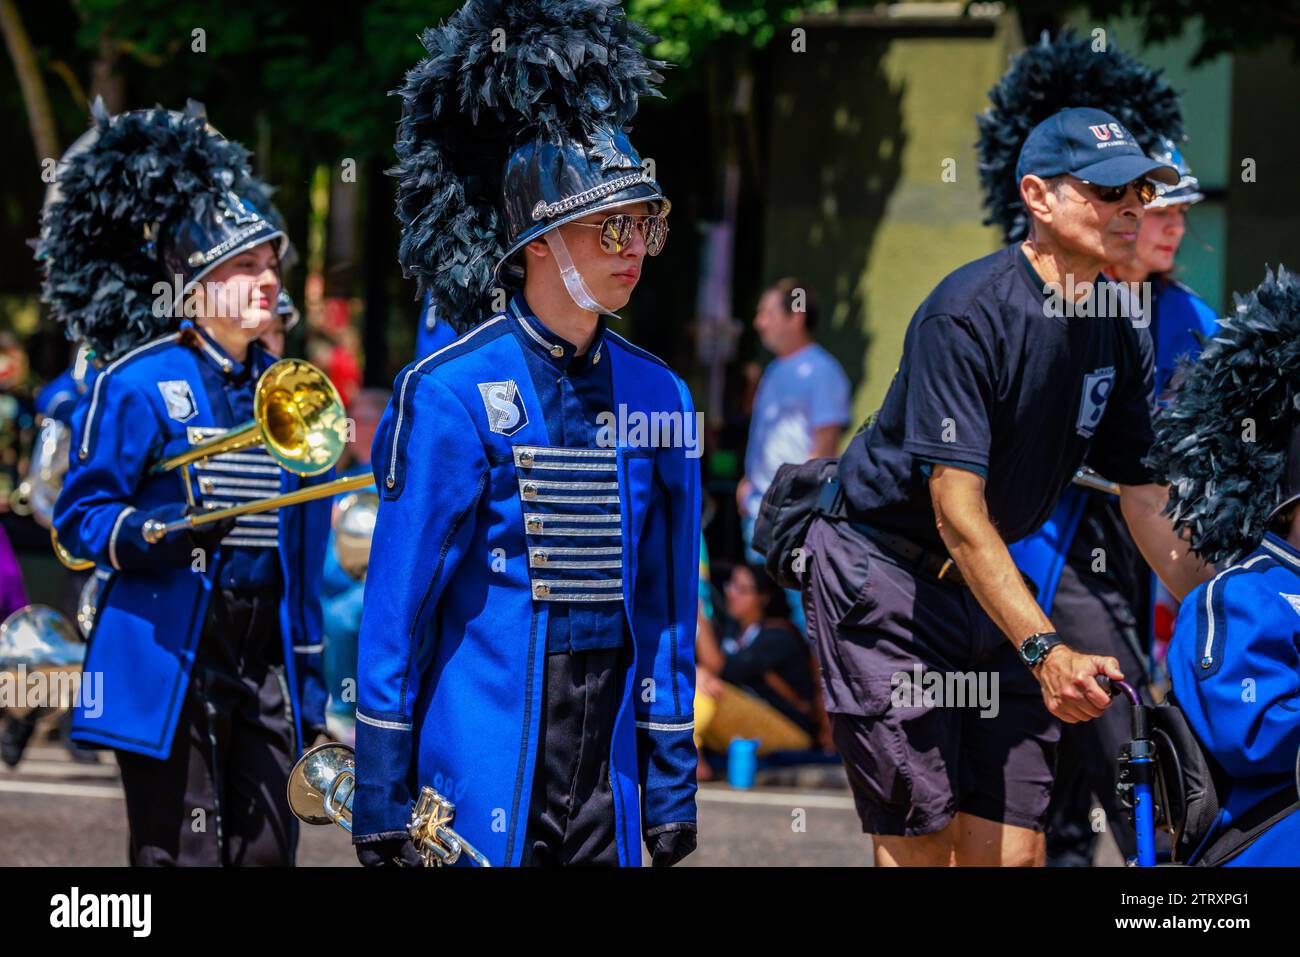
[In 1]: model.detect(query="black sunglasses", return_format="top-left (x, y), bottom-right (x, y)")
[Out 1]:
top-left (1075, 177), bottom-right (1157, 206)
top-left (569, 213), bottom-right (669, 256)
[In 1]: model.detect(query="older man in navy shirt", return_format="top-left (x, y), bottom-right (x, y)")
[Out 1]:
top-left (805, 108), bottom-right (1214, 867)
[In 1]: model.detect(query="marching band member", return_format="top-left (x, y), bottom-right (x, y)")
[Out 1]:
top-left (352, 0), bottom-right (700, 867)
top-left (41, 102), bottom-right (330, 866)
top-left (1148, 268), bottom-right (1300, 865)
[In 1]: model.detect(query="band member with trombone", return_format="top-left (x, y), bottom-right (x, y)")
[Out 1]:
top-left (351, 0), bottom-right (700, 867)
top-left (40, 102), bottom-right (334, 865)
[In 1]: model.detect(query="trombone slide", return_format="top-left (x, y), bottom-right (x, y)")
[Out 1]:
top-left (141, 474), bottom-right (376, 543)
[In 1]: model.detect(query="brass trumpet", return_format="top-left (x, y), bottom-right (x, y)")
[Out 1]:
top-left (287, 742), bottom-right (491, 867)
top-left (154, 358), bottom-right (347, 476)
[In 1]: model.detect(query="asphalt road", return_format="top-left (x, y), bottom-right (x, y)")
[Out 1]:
top-left (0, 740), bottom-right (871, 867)
top-left (0, 738), bottom-right (1121, 867)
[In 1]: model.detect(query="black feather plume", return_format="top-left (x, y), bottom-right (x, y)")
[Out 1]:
top-left (391, 0), bottom-right (665, 332)
top-left (976, 31), bottom-right (1185, 244)
top-left (36, 99), bottom-right (279, 362)
top-left (1145, 267), bottom-right (1300, 566)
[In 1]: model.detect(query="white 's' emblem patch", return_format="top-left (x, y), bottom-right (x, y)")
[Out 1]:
top-left (478, 380), bottom-right (528, 436)
top-left (158, 380), bottom-right (199, 423)
top-left (1076, 366), bottom-right (1116, 438)
top-left (1280, 594), bottom-right (1300, 619)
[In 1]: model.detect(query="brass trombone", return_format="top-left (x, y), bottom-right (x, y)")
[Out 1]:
top-left (1072, 467), bottom-right (1121, 496)
top-left (142, 473), bottom-right (374, 543)
top-left (153, 358), bottom-right (347, 476)
top-left (287, 742), bottom-right (491, 867)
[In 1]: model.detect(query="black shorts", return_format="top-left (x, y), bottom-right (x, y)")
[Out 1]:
top-left (805, 517), bottom-right (1059, 837)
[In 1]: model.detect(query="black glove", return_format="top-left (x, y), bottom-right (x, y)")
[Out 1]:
top-left (355, 835), bottom-right (425, 868)
top-left (647, 825), bottom-right (697, 867)
top-left (183, 505), bottom-right (239, 555)
top-left (113, 503), bottom-right (236, 571)
top-left (301, 722), bottom-right (330, 748)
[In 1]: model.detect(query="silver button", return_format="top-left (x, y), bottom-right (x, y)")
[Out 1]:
top-left (1200, 656), bottom-right (1212, 669)
top-left (522, 483), bottom-right (538, 500)
top-left (549, 345), bottom-right (564, 359)
top-left (518, 449), bottom-right (534, 467)
top-left (532, 550), bottom-right (548, 566)
top-left (526, 517), bottom-right (543, 532)
top-left (593, 350), bottom-right (601, 365)
top-left (200, 478), bottom-right (214, 493)
top-left (533, 583), bottom-right (551, 598)
top-left (386, 475), bottom-right (395, 489)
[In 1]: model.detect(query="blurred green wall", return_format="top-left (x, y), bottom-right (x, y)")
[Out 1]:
top-left (762, 13), bottom-right (1017, 431)
top-left (764, 11), bottom-right (1300, 433)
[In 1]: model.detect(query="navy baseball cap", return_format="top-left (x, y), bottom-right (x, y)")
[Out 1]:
top-left (1016, 107), bottom-right (1179, 188)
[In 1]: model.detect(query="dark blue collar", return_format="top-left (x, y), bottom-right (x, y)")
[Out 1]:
top-left (192, 324), bottom-right (255, 379)
top-left (507, 291), bottom-right (606, 374)
top-left (1260, 532), bottom-right (1300, 574)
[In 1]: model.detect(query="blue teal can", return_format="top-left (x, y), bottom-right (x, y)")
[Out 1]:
top-left (727, 738), bottom-right (760, 789)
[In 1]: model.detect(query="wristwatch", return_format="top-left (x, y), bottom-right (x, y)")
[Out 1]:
top-left (1018, 632), bottom-right (1064, 670)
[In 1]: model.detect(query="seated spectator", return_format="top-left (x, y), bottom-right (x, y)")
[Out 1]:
top-left (695, 563), bottom-right (818, 776)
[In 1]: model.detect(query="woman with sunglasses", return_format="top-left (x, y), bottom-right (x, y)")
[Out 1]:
top-left (42, 105), bottom-right (330, 866)
top-left (352, 0), bottom-right (700, 869)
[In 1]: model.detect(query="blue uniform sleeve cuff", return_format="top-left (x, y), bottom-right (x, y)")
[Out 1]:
top-left (636, 719), bottom-right (698, 830)
top-left (110, 502), bottom-right (189, 570)
top-left (352, 708), bottom-right (416, 838)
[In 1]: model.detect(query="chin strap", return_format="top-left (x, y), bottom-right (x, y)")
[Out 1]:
top-left (543, 231), bottom-right (611, 315)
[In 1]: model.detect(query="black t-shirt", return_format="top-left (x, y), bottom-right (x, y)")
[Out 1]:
top-left (720, 623), bottom-right (816, 734)
top-left (840, 244), bottom-right (1156, 552)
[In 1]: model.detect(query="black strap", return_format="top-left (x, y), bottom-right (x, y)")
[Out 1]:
top-left (1195, 789), bottom-right (1300, 867)
top-left (814, 477), bottom-right (847, 519)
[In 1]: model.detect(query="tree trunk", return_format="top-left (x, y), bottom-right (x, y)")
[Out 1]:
top-left (0, 0), bottom-right (60, 165)
top-left (89, 30), bottom-right (124, 114)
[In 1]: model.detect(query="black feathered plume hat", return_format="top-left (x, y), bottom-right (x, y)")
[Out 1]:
top-left (391, 0), bottom-right (668, 332)
top-left (976, 31), bottom-right (1186, 243)
top-left (1145, 267), bottom-right (1300, 567)
top-left (36, 99), bottom-right (285, 362)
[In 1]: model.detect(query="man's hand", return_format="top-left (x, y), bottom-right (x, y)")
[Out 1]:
top-left (1035, 646), bottom-right (1122, 723)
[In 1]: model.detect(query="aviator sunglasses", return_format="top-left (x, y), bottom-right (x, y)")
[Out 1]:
top-left (569, 212), bottom-right (670, 256)
top-left (1074, 177), bottom-right (1157, 205)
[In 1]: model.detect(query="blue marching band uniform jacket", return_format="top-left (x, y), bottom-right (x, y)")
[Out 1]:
top-left (354, 294), bottom-right (701, 866)
top-left (52, 328), bottom-right (330, 759)
top-left (1010, 279), bottom-right (1220, 614)
top-left (1168, 533), bottom-right (1300, 865)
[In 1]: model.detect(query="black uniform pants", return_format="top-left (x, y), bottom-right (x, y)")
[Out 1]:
top-left (523, 644), bottom-right (625, 866)
top-left (1045, 498), bottom-right (1149, 865)
top-left (115, 587), bottom-right (299, 866)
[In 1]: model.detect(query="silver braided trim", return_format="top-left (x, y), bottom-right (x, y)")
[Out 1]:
top-left (530, 172), bottom-right (651, 222)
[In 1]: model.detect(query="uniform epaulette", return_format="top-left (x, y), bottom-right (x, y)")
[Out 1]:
top-left (382, 315), bottom-right (513, 496)
top-left (78, 332), bottom-right (182, 461)
top-left (604, 329), bottom-right (673, 374)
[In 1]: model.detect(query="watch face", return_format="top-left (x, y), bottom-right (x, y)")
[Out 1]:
top-left (1022, 637), bottom-right (1043, 662)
